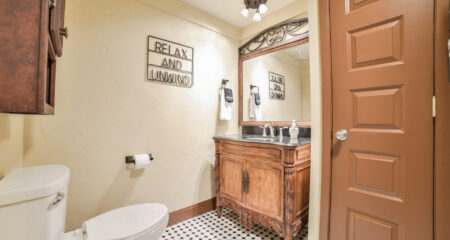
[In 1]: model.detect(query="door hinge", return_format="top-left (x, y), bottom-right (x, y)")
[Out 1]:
top-left (432, 95), bottom-right (436, 118)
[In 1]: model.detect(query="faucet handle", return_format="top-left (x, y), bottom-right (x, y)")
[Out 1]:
top-left (278, 127), bottom-right (289, 138)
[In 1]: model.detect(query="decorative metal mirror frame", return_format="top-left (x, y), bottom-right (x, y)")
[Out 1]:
top-left (238, 18), bottom-right (311, 127)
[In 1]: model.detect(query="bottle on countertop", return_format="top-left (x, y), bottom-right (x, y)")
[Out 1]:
top-left (289, 120), bottom-right (299, 140)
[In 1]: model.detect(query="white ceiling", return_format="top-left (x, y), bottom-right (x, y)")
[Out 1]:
top-left (181, 0), bottom-right (296, 28)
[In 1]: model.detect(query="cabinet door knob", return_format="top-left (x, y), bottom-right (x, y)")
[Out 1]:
top-left (60, 27), bottom-right (68, 39)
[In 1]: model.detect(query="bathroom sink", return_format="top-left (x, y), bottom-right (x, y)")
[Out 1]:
top-left (243, 136), bottom-right (278, 141)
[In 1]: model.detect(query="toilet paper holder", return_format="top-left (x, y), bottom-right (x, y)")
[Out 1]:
top-left (125, 153), bottom-right (154, 164)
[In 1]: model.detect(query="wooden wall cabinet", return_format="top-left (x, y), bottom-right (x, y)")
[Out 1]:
top-left (0, 0), bottom-right (67, 114)
top-left (214, 139), bottom-right (311, 240)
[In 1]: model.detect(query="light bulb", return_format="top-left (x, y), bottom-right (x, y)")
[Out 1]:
top-left (258, 3), bottom-right (268, 14)
top-left (253, 12), bottom-right (261, 22)
top-left (240, 8), bottom-right (249, 18)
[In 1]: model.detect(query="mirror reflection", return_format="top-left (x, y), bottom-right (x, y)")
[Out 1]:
top-left (242, 42), bottom-right (310, 122)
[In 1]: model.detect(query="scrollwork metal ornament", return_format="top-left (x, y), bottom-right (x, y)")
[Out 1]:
top-left (239, 18), bottom-right (309, 57)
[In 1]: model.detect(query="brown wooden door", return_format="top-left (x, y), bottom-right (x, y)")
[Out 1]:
top-left (329, 0), bottom-right (434, 239)
top-left (246, 158), bottom-right (284, 221)
top-left (220, 154), bottom-right (245, 205)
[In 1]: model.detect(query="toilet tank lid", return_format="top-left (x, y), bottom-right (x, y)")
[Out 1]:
top-left (0, 165), bottom-right (70, 206)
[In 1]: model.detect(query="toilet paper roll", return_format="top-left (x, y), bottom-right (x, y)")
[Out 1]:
top-left (133, 154), bottom-right (151, 169)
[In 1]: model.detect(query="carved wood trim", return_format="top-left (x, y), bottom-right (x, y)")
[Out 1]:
top-left (284, 166), bottom-right (296, 239)
top-left (284, 144), bottom-right (311, 166)
top-left (219, 197), bottom-right (285, 237)
top-left (214, 140), bottom-right (221, 217)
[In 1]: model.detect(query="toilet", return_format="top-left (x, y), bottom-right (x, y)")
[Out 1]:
top-left (0, 165), bottom-right (168, 240)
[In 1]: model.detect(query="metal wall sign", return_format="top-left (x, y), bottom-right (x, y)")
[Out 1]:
top-left (147, 35), bottom-right (194, 87)
top-left (239, 18), bottom-right (309, 57)
top-left (269, 71), bottom-right (285, 100)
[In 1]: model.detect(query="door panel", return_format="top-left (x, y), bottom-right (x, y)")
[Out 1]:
top-left (220, 154), bottom-right (245, 204)
top-left (246, 158), bottom-right (284, 221)
top-left (329, 0), bottom-right (434, 239)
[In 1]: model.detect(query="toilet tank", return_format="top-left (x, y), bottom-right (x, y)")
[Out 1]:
top-left (0, 165), bottom-right (70, 240)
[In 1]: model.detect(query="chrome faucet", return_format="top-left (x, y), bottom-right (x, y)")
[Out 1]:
top-left (258, 125), bottom-right (267, 137)
top-left (258, 123), bottom-right (274, 137)
top-left (264, 123), bottom-right (275, 137)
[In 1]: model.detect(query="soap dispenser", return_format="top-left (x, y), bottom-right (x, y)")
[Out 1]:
top-left (289, 120), bottom-right (299, 140)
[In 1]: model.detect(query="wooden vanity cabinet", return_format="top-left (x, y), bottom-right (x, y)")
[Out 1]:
top-left (0, 0), bottom-right (67, 114)
top-left (214, 139), bottom-right (311, 240)
top-left (49, 0), bottom-right (67, 57)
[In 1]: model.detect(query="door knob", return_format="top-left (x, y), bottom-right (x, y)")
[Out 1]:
top-left (335, 129), bottom-right (348, 141)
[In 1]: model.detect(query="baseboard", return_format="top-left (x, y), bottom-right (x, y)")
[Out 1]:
top-left (168, 197), bottom-right (217, 226)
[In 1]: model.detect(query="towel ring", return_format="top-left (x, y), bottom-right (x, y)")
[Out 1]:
top-left (221, 79), bottom-right (229, 89)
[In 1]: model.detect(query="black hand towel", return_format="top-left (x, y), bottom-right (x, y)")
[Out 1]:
top-left (223, 88), bottom-right (233, 103)
top-left (253, 93), bottom-right (261, 105)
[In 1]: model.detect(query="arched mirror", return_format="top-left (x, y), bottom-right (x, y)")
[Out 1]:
top-left (239, 18), bottom-right (311, 127)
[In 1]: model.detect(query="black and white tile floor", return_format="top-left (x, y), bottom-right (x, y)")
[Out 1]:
top-left (161, 208), bottom-right (308, 240)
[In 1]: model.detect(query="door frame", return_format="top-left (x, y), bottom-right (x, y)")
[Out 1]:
top-left (433, 0), bottom-right (450, 239)
top-left (318, 0), bottom-right (333, 239)
top-left (317, 0), bottom-right (450, 239)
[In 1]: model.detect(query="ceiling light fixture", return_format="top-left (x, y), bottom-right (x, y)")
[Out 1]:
top-left (258, 3), bottom-right (268, 14)
top-left (240, 8), bottom-right (249, 18)
top-left (240, 0), bottom-right (268, 22)
top-left (252, 11), bottom-right (261, 22)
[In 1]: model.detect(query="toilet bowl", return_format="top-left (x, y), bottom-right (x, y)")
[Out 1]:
top-left (0, 165), bottom-right (168, 240)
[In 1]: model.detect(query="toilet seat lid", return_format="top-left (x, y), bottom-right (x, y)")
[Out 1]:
top-left (82, 203), bottom-right (168, 240)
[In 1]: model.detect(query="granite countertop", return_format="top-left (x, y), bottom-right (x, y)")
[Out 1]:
top-left (213, 134), bottom-right (311, 147)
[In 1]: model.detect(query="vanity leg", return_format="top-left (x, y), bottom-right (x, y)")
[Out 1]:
top-left (216, 206), bottom-right (222, 218)
top-left (284, 234), bottom-right (293, 240)
top-left (284, 166), bottom-right (296, 240)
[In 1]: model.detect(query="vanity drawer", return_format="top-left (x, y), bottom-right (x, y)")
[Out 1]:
top-left (221, 141), bottom-right (283, 161)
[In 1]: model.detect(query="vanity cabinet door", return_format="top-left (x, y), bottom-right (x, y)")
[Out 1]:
top-left (246, 158), bottom-right (284, 222)
top-left (220, 154), bottom-right (245, 205)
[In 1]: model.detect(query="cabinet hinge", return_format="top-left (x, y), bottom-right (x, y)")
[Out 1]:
top-left (432, 95), bottom-right (436, 118)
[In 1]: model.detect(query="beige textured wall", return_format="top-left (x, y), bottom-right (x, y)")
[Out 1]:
top-left (0, 0), bottom-right (320, 235)
top-left (242, 51), bottom-right (307, 122)
top-left (0, 114), bottom-right (23, 178)
top-left (300, 60), bottom-right (311, 122)
top-left (21, 0), bottom-right (239, 230)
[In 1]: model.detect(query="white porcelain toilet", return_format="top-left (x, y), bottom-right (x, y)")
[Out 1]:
top-left (0, 165), bottom-right (168, 240)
